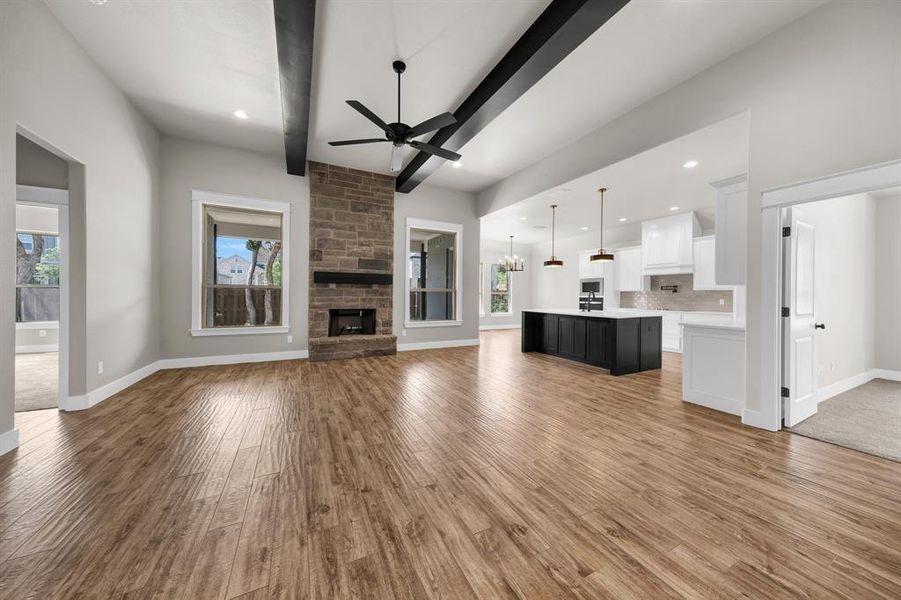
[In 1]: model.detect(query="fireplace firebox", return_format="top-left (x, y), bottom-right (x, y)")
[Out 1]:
top-left (328, 308), bottom-right (376, 336)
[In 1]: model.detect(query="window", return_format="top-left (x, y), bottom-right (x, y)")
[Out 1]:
top-left (191, 191), bottom-right (290, 336)
top-left (16, 232), bottom-right (60, 323)
top-left (478, 262), bottom-right (485, 316)
top-left (490, 263), bottom-right (512, 315)
top-left (405, 218), bottom-right (463, 326)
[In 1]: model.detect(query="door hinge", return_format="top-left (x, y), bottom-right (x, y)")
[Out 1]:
top-left (782, 226), bottom-right (791, 237)
top-left (781, 386), bottom-right (790, 398)
top-left (781, 307), bottom-right (790, 317)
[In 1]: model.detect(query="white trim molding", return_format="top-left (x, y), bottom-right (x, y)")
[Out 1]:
top-left (872, 369), bottom-right (901, 382)
top-left (404, 217), bottom-right (464, 328)
top-left (190, 326), bottom-right (289, 337)
top-left (16, 344), bottom-right (59, 354)
top-left (0, 428), bottom-right (20, 456)
top-left (398, 338), bottom-right (480, 352)
top-left (190, 189), bottom-right (291, 336)
top-left (16, 184), bottom-right (68, 206)
top-left (479, 324), bottom-right (521, 330)
top-left (157, 350), bottom-right (308, 370)
top-left (61, 360), bottom-right (160, 411)
top-left (16, 321), bottom-right (59, 330)
top-left (816, 369), bottom-right (901, 405)
top-left (761, 159), bottom-right (901, 208)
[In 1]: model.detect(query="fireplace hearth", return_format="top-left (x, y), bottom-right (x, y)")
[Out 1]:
top-left (329, 308), bottom-right (376, 337)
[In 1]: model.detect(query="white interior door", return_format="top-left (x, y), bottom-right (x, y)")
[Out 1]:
top-left (782, 208), bottom-right (817, 426)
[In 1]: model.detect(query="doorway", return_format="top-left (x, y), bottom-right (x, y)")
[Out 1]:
top-left (760, 160), bottom-right (901, 461)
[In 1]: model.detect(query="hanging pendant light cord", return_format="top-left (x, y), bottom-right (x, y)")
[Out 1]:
top-left (551, 205), bottom-right (556, 258)
top-left (599, 188), bottom-right (606, 250)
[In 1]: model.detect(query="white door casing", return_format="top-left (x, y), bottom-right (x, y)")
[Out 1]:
top-left (782, 208), bottom-right (817, 426)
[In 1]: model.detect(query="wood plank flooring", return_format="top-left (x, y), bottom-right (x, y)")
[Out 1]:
top-left (1, 329), bottom-right (899, 599)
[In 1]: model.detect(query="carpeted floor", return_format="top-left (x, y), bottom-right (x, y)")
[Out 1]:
top-left (788, 378), bottom-right (901, 462)
top-left (15, 352), bottom-right (58, 412)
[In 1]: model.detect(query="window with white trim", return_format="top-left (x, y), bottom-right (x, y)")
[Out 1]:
top-left (405, 218), bottom-right (463, 326)
top-left (192, 192), bottom-right (290, 335)
top-left (478, 262), bottom-right (485, 316)
top-left (490, 263), bottom-right (512, 315)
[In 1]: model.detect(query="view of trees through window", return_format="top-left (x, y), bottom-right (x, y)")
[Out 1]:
top-left (16, 232), bottom-right (60, 322)
top-left (203, 204), bottom-right (283, 328)
top-left (490, 263), bottom-right (510, 314)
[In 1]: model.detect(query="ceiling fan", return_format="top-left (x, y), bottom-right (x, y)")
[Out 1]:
top-left (329, 60), bottom-right (462, 173)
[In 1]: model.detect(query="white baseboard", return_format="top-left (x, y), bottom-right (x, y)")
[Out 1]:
top-left (741, 408), bottom-right (779, 431)
top-left (0, 427), bottom-right (21, 456)
top-left (15, 344), bottom-right (59, 354)
top-left (60, 350), bottom-right (310, 412)
top-left (61, 360), bottom-right (160, 411)
top-left (872, 369), bottom-right (901, 382)
top-left (157, 350), bottom-right (308, 370)
top-left (479, 324), bottom-right (521, 331)
top-left (397, 338), bottom-right (480, 352)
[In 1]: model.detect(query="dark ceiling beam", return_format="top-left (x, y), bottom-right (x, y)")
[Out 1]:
top-left (273, 0), bottom-right (316, 176)
top-left (395, 0), bottom-right (630, 193)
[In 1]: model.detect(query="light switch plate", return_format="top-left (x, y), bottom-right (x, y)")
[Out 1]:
top-left (97, 361), bottom-right (104, 375)
top-left (287, 335), bottom-right (293, 344)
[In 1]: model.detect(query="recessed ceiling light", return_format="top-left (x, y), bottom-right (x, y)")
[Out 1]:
top-left (683, 160), bottom-right (699, 169)
top-left (452, 161), bottom-right (462, 168)
top-left (618, 217), bottom-right (627, 222)
top-left (233, 109), bottom-right (249, 120)
top-left (548, 187), bottom-right (571, 198)
top-left (519, 216), bottom-right (527, 221)
top-left (90, 0), bottom-right (109, 4)
top-left (581, 226), bottom-right (589, 231)
top-left (670, 206), bottom-right (680, 211)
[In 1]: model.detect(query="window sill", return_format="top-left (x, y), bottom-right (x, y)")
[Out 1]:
top-left (17, 321), bottom-right (60, 330)
top-left (404, 320), bottom-right (463, 329)
top-left (190, 326), bottom-right (289, 337)
top-left (490, 313), bottom-right (513, 317)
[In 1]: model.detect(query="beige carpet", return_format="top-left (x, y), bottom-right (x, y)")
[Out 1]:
top-left (788, 378), bottom-right (901, 462)
top-left (15, 352), bottom-right (58, 412)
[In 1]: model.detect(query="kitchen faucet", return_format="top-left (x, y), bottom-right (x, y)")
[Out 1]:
top-left (587, 290), bottom-right (596, 312)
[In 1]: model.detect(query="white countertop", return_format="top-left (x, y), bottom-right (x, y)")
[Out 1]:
top-left (523, 309), bottom-right (663, 320)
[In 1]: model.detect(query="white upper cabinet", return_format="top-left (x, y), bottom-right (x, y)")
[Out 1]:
top-left (578, 250), bottom-right (610, 280)
top-left (693, 236), bottom-right (730, 290)
top-left (614, 245), bottom-right (647, 292)
top-left (641, 212), bottom-right (701, 275)
top-left (712, 175), bottom-right (747, 285)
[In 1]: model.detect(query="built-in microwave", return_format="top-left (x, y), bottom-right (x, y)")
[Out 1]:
top-left (580, 278), bottom-right (603, 295)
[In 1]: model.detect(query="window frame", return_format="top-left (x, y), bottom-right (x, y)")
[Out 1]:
top-left (478, 261), bottom-right (485, 317)
top-left (404, 217), bottom-right (463, 328)
top-left (190, 190), bottom-right (291, 337)
top-left (489, 262), bottom-right (513, 316)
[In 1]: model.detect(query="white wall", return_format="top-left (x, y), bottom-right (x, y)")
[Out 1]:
top-left (479, 239), bottom-right (531, 329)
top-left (394, 184), bottom-right (480, 346)
top-left (794, 194), bottom-right (877, 389)
top-left (158, 136), bottom-right (309, 359)
top-left (1, 0), bottom-right (161, 439)
top-left (477, 1), bottom-right (901, 414)
top-left (875, 193), bottom-right (901, 372)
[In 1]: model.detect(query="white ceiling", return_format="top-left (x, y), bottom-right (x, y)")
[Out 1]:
top-left (480, 112), bottom-right (749, 244)
top-left (47, 0), bottom-right (824, 191)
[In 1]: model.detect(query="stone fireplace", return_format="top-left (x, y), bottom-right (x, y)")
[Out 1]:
top-left (308, 162), bottom-right (397, 361)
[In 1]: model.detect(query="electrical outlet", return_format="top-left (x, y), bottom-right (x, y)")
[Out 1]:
top-left (401, 329), bottom-right (407, 337)
top-left (830, 361), bottom-right (836, 372)
top-left (39, 329), bottom-right (47, 338)
top-left (286, 335), bottom-right (293, 344)
top-left (97, 361), bottom-right (104, 375)
top-left (817, 364), bottom-right (825, 376)
top-left (719, 298), bottom-right (725, 306)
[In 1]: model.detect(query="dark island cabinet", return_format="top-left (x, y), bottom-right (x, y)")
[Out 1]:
top-left (522, 311), bottom-right (662, 376)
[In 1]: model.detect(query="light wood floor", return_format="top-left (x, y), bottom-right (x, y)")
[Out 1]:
top-left (1, 330), bottom-right (899, 599)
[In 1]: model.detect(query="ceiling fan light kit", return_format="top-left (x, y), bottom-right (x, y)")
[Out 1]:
top-left (329, 60), bottom-right (462, 173)
top-left (590, 187), bottom-right (614, 262)
top-left (544, 204), bottom-right (564, 268)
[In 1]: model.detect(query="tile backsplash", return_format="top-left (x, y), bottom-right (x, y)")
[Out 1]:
top-left (619, 274), bottom-right (733, 312)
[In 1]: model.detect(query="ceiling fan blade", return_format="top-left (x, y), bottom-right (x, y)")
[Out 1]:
top-left (389, 145), bottom-right (403, 172)
top-left (346, 100), bottom-right (391, 134)
top-left (328, 138), bottom-right (389, 146)
top-left (408, 112), bottom-right (456, 138)
top-left (408, 140), bottom-right (461, 162)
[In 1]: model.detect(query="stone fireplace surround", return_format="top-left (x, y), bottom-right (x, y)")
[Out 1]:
top-left (308, 162), bottom-right (397, 361)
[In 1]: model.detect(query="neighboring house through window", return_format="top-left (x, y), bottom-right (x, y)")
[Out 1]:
top-left (191, 191), bottom-right (290, 335)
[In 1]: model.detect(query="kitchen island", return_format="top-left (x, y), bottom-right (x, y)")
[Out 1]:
top-left (521, 309), bottom-right (662, 375)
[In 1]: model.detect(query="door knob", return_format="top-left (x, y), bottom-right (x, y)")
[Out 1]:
top-left (814, 323), bottom-right (826, 330)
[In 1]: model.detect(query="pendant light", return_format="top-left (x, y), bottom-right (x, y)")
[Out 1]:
top-left (543, 204), bottom-right (563, 268)
top-left (589, 187), bottom-right (614, 262)
top-left (503, 235), bottom-right (525, 272)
